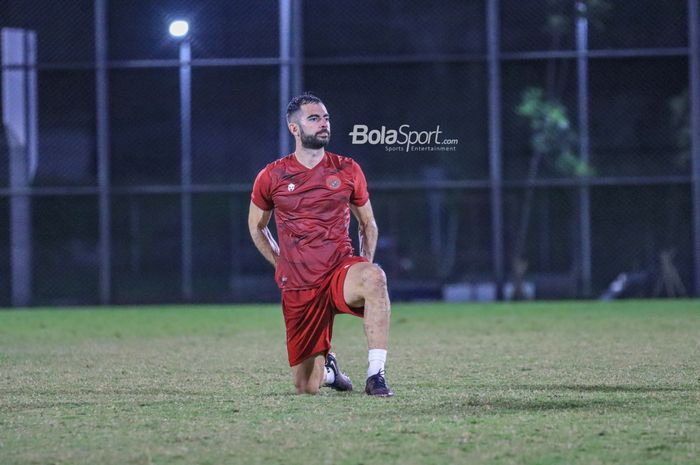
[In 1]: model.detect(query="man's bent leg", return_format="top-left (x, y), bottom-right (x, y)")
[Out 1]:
top-left (291, 353), bottom-right (326, 394)
top-left (343, 262), bottom-right (394, 396)
top-left (343, 262), bottom-right (391, 350)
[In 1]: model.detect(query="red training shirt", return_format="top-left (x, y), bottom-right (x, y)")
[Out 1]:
top-left (251, 151), bottom-right (369, 290)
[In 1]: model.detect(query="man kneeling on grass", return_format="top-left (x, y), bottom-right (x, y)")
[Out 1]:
top-left (248, 93), bottom-right (393, 397)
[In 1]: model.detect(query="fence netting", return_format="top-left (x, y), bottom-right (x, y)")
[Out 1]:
top-left (0, 0), bottom-right (695, 305)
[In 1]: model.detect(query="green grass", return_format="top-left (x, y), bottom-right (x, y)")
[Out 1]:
top-left (1, 300), bottom-right (699, 465)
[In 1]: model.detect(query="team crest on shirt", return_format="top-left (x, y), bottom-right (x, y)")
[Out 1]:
top-left (326, 175), bottom-right (341, 189)
top-left (287, 183), bottom-right (296, 192)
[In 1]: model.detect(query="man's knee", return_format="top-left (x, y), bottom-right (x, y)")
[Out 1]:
top-left (294, 378), bottom-right (320, 395)
top-left (292, 355), bottom-right (324, 394)
top-left (360, 264), bottom-right (388, 295)
top-left (296, 384), bottom-right (320, 395)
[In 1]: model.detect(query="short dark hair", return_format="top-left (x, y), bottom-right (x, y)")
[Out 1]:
top-left (286, 93), bottom-right (323, 123)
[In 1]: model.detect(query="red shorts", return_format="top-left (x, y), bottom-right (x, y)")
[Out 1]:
top-left (281, 256), bottom-right (368, 366)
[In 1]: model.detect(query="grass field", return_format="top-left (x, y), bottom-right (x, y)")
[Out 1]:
top-left (1, 300), bottom-right (699, 465)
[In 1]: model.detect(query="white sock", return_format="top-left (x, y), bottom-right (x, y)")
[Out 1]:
top-left (367, 349), bottom-right (387, 378)
top-left (324, 366), bottom-right (335, 385)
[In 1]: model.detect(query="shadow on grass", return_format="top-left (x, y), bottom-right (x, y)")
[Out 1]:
top-left (511, 384), bottom-right (696, 393)
top-left (1, 396), bottom-right (246, 413)
top-left (443, 397), bottom-right (633, 414)
top-left (0, 387), bottom-right (255, 413)
top-left (0, 387), bottom-right (217, 397)
top-left (402, 382), bottom-right (700, 416)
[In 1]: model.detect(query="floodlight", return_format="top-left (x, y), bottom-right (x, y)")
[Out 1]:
top-left (168, 20), bottom-right (189, 38)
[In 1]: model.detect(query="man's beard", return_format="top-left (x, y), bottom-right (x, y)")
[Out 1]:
top-left (300, 128), bottom-right (330, 149)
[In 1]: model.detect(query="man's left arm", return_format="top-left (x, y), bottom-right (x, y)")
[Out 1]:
top-left (351, 200), bottom-right (378, 263)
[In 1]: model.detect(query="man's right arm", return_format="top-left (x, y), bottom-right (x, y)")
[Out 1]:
top-left (248, 201), bottom-right (279, 267)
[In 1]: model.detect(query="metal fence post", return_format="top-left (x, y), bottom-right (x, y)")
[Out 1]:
top-left (689, 0), bottom-right (700, 296)
top-left (279, 0), bottom-right (304, 159)
top-left (2, 28), bottom-right (37, 307)
top-left (576, 0), bottom-right (592, 297)
top-left (487, 0), bottom-right (505, 298)
top-left (279, 0), bottom-right (291, 157)
top-left (179, 39), bottom-right (193, 301)
top-left (291, 0), bottom-right (303, 96)
top-left (95, 0), bottom-right (111, 304)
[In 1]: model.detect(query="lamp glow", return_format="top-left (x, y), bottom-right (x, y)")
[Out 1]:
top-left (169, 20), bottom-right (189, 38)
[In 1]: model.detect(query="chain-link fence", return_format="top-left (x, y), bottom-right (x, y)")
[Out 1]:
top-left (0, 0), bottom-right (698, 306)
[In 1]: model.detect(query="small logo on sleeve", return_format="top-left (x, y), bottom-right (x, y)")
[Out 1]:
top-left (287, 183), bottom-right (296, 192)
top-left (326, 175), bottom-right (341, 189)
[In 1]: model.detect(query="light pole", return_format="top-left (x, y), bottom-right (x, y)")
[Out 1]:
top-left (169, 19), bottom-right (193, 301)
